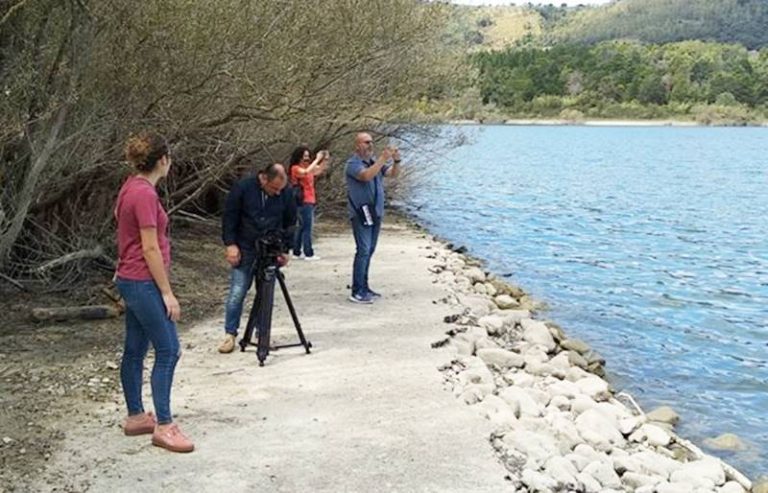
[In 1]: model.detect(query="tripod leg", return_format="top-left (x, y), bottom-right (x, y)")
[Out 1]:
top-left (277, 270), bottom-right (311, 354)
top-left (256, 266), bottom-right (277, 366)
top-left (238, 267), bottom-right (259, 352)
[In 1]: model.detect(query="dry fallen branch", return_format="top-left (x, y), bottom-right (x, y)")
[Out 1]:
top-left (31, 304), bottom-right (120, 322)
top-left (0, 272), bottom-right (26, 291)
top-left (33, 246), bottom-right (105, 274)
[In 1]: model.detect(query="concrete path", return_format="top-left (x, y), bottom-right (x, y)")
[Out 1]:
top-left (31, 223), bottom-right (510, 493)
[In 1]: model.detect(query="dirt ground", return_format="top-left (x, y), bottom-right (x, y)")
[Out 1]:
top-left (2, 215), bottom-right (514, 493)
top-left (0, 220), bottom-right (229, 488)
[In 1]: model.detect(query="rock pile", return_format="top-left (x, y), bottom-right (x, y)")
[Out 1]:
top-left (428, 243), bottom-right (753, 493)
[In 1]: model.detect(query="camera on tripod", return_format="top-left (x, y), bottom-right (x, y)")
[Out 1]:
top-left (239, 230), bottom-right (312, 366)
top-left (255, 231), bottom-right (285, 266)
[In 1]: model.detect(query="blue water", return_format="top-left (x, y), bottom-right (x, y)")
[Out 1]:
top-left (401, 125), bottom-right (768, 477)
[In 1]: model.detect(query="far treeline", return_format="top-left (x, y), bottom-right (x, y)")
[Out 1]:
top-left (0, 0), bottom-right (456, 282)
top-left (473, 41), bottom-right (768, 123)
top-left (546, 0), bottom-right (768, 51)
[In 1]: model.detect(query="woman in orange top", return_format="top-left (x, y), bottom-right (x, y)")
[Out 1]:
top-left (288, 145), bottom-right (329, 260)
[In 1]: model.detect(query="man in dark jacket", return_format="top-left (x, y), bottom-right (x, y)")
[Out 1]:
top-left (218, 163), bottom-right (297, 353)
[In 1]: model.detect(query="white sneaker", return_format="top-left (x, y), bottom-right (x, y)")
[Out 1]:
top-left (304, 255), bottom-right (321, 261)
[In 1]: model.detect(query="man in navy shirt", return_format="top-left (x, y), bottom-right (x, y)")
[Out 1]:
top-left (218, 163), bottom-right (297, 353)
top-left (345, 132), bottom-right (401, 304)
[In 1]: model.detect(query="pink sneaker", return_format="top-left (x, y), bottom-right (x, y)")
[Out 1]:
top-left (123, 412), bottom-right (157, 436)
top-left (152, 423), bottom-right (194, 453)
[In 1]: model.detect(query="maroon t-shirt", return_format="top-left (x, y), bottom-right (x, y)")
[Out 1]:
top-left (115, 176), bottom-right (171, 280)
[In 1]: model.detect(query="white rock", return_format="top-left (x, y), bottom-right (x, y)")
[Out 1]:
top-left (619, 416), bottom-right (645, 435)
top-left (465, 326), bottom-right (488, 342)
top-left (456, 293), bottom-right (495, 317)
top-left (544, 456), bottom-right (580, 488)
top-left (632, 450), bottom-right (683, 479)
top-left (459, 385), bottom-right (487, 404)
top-left (504, 430), bottom-right (560, 467)
top-left (548, 352), bottom-right (573, 371)
top-left (545, 414), bottom-right (583, 451)
top-left (458, 360), bottom-right (495, 386)
top-left (560, 338), bottom-right (591, 354)
top-left (565, 366), bottom-right (592, 382)
top-left (523, 348), bottom-right (550, 365)
top-left (484, 282), bottom-right (497, 296)
top-left (655, 481), bottom-right (695, 493)
top-left (593, 402), bottom-right (631, 423)
top-left (500, 310), bottom-right (530, 325)
top-left (547, 380), bottom-right (580, 399)
top-left (548, 395), bottom-right (571, 411)
top-left (566, 452), bottom-right (593, 472)
top-left (464, 266), bottom-right (486, 283)
top-left (573, 443), bottom-right (603, 462)
top-left (622, 472), bottom-right (660, 489)
top-left (474, 337), bottom-right (499, 351)
top-left (451, 336), bottom-right (474, 356)
top-left (526, 387), bottom-right (552, 407)
top-left (525, 361), bottom-right (558, 377)
top-left (499, 387), bottom-right (544, 418)
top-left (503, 371), bottom-right (535, 388)
top-left (455, 275), bottom-right (473, 291)
top-left (494, 294), bottom-right (520, 310)
top-left (583, 460), bottom-right (622, 489)
top-left (473, 395), bottom-right (518, 429)
top-left (521, 318), bottom-right (556, 352)
top-left (476, 348), bottom-right (525, 369)
top-left (473, 282), bottom-right (488, 295)
top-left (647, 405), bottom-right (680, 425)
top-left (612, 454), bottom-right (641, 475)
top-left (571, 395), bottom-right (598, 415)
top-left (704, 433), bottom-right (748, 451)
top-left (521, 468), bottom-right (557, 493)
top-left (577, 472), bottom-right (603, 493)
top-left (630, 423), bottom-right (672, 447)
top-left (574, 409), bottom-right (625, 451)
top-left (670, 457), bottom-right (725, 487)
top-left (478, 314), bottom-right (505, 335)
top-left (719, 481), bottom-right (746, 493)
top-left (575, 376), bottom-right (611, 401)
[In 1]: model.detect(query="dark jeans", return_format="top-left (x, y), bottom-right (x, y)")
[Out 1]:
top-left (116, 278), bottom-right (181, 425)
top-left (293, 204), bottom-right (315, 257)
top-left (224, 250), bottom-right (256, 336)
top-left (351, 216), bottom-right (381, 296)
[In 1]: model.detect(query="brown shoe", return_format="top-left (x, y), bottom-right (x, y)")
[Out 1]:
top-left (123, 412), bottom-right (156, 436)
top-left (218, 334), bottom-right (236, 353)
top-left (152, 423), bottom-right (194, 453)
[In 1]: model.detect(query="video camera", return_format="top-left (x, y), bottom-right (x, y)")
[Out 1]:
top-left (255, 231), bottom-right (285, 265)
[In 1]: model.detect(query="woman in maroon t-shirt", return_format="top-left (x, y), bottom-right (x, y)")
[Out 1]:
top-left (113, 131), bottom-right (193, 453)
top-left (288, 145), bottom-right (329, 260)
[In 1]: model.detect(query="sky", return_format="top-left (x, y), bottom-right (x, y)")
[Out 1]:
top-left (451, 0), bottom-right (613, 6)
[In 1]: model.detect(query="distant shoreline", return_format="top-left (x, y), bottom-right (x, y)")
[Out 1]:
top-left (446, 118), bottom-right (768, 128)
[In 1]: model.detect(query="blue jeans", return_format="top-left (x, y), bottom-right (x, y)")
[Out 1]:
top-left (294, 204), bottom-right (315, 257)
top-left (116, 278), bottom-right (181, 425)
top-left (224, 250), bottom-right (256, 335)
top-left (351, 216), bottom-right (381, 296)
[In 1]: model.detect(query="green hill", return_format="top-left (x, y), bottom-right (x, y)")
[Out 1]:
top-left (443, 5), bottom-right (542, 51)
top-left (549, 0), bottom-right (768, 49)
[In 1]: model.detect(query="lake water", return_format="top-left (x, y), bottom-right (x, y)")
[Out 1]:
top-left (401, 124), bottom-right (768, 477)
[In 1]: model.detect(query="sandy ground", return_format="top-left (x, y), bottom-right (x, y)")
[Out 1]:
top-left (21, 220), bottom-right (512, 493)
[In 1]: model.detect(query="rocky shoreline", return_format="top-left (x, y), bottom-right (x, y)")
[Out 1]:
top-left (424, 238), bottom-right (763, 493)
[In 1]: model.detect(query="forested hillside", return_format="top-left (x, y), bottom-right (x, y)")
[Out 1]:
top-left (550, 0), bottom-right (768, 50)
top-left (473, 41), bottom-right (768, 122)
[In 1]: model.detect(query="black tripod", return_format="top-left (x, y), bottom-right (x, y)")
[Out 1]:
top-left (238, 257), bottom-right (312, 366)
